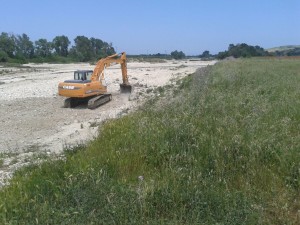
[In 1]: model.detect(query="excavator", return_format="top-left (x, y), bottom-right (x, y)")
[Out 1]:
top-left (58, 52), bottom-right (132, 109)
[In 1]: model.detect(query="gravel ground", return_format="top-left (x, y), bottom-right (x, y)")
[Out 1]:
top-left (0, 59), bottom-right (216, 186)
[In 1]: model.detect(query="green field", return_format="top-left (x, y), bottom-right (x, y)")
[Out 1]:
top-left (1, 58), bottom-right (299, 224)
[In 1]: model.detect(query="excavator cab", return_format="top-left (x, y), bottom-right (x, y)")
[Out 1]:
top-left (74, 70), bottom-right (93, 81)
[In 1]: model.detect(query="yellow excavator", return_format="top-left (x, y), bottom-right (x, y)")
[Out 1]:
top-left (58, 52), bottom-right (132, 109)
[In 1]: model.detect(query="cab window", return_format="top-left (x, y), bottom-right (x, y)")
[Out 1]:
top-left (74, 72), bottom-right (82, 80)
top-left (74, 72), bottom-right (86, 80)
top-left (86, 71), bottom-right (93, 80)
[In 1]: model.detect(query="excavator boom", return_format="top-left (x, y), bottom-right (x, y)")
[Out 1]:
top-left (90, 52), bottom-right (131, 93)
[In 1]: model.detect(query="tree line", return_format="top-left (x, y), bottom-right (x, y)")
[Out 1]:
top-left (0, 32), bottom-right (115, 63)
top-left (198, 44), bottom-right (269, 60)
top-left (159, 44), bottom-right (269, 60)
top-left (216, 43), bottom-right (268, 59)
top-left (2, 32), bottom-right (295, 63)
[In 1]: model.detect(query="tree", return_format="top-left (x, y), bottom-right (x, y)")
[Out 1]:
top-left (15, 34), bottom-right (34, 58)
top-left (0, 50), bottom-right (9, 62)
top-left (200, 50), bottom-right (211, 58)
top-left (90, 37), bottom-right (104, 58)
top-left (171, 50), bottom-right (185, 59)
top-left (0, 32), bottom-right (16, 57)
top-left (35, 39), bottom-right (52, 57)
top-left (228, 44), bottom-right (235, 51)
top-left (102, 42), bottom-right (115, 56)
top-left (217, 51), bottom-right (229, 59)
top-left (73, 36), bottom-right (93, 61)
top-left (52, 35), bottom-right (70, 57)
top-left (70, 37), bottom-right (116, 61)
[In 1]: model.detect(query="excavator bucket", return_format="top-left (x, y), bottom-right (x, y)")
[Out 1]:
top-left (120, 83), bottom-right (132, 93)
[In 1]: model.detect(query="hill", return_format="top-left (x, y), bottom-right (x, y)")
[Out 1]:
top-left (267, 45), bottom-right (300, 56)
top-left (266, 45), bottom-right (300, 52)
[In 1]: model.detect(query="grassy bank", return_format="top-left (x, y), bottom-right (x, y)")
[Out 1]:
top-left (1, 58), bottom-right (300, 224)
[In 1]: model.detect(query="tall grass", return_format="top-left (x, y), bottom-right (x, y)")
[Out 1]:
top-left (0, 58), bottom-right (299, 224)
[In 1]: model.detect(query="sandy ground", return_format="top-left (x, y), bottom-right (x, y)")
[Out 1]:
top-left (0, 59), bottom-right (216, 186)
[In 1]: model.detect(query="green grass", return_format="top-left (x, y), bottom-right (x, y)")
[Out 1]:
top-left (1, 58), bottom-right (300, 224)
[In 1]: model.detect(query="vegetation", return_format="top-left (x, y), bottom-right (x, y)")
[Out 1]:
top-left (128, 57), bottom-right (167, 63)
top-left (128, 51), bottom-right (184, 61)
top-left (0, 31), bottom-right (191, 64)
top-left (267, 45), bottom-right (300, 57)
top-left (171, 50), bottom-right (186, 59)
top-left (52, 35), bottom-right (70, 57)
top-left (267, 45), bottom-right (300, 53)
top-left (1, 58), bottom-right (300, 224)
top-left (286, 48), bottom-right (300, 56)
top-left (127, 53), bottom-right (172, 62)
top-left (198, 50), bottom-right (215, 60)
top-left (5, 31), bottom-right (295, 64)
top-left (0, 32), bottom-right (115, 63)
top-left (199, 50), bottom-right (211, 58)
top-left (287, 48), bottom-right (300, 56)
top-left (217, 43), bottom-right (268, 59)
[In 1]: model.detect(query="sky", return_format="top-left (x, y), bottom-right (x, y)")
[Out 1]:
top-left (0, 0), bottom-right (299, 55)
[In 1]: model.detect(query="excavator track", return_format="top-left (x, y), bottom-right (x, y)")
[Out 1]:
top-left (87, 94), bottom-right (112, 109)
top-left (64, 97), bottom-right (80, 108)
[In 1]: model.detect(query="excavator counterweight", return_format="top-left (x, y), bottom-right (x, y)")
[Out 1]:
top-left (58, 52), bottom-right (132, 109)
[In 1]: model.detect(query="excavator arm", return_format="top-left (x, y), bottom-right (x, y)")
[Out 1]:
top-left (91, 52), bottom-right (131, 92)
